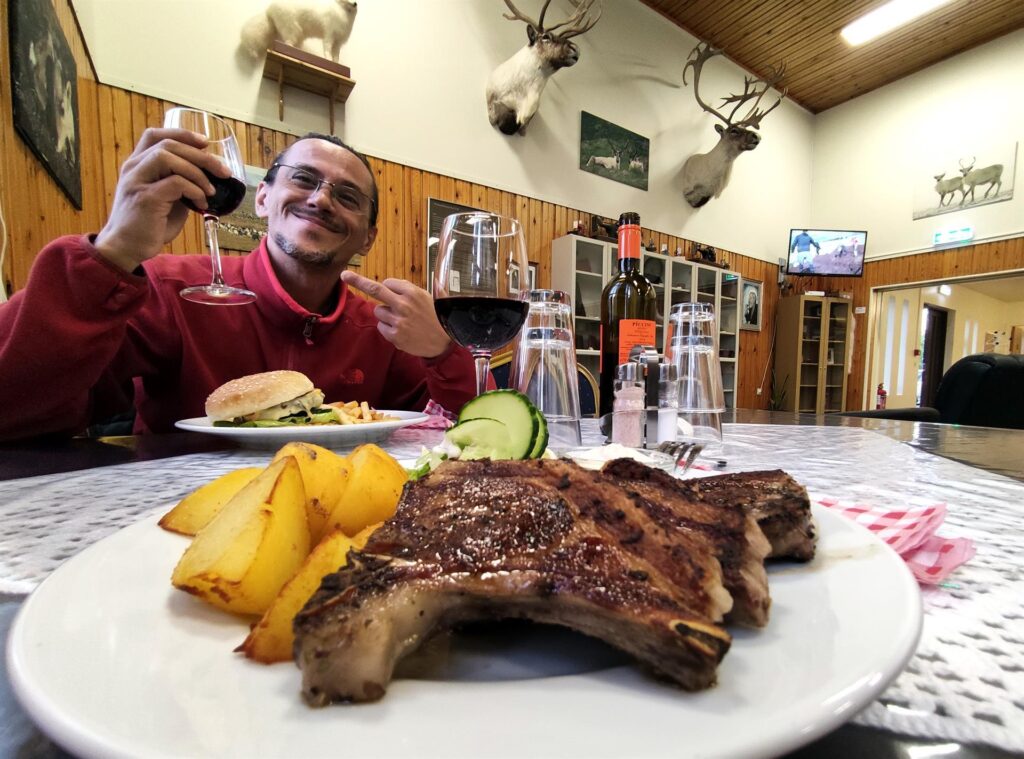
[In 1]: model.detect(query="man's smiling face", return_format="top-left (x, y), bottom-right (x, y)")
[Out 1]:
top-left (255, 138), bottom-right (377, 269)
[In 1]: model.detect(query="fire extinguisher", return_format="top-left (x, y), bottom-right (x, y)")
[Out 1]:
top-left (876, 383), bottom-right (888, 410)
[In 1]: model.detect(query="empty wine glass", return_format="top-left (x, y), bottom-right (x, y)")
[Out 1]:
top-left (163, 107), bottom-right (255, 305)
top-left (433, 213), bottom-right (530, 396)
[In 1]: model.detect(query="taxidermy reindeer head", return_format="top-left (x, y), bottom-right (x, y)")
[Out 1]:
top-left (240, 0), bottom-right (357, 63)
top-left (681, 42), bottom-right (786, 208)
top-left (486, 0), bottom-right (602, 136)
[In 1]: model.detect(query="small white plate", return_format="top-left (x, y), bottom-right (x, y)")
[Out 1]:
top-left (7, 504), bottom-right (922, 759)
top-left (175, 411), bottom-right (429, 448)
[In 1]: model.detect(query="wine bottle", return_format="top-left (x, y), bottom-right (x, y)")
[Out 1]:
top-left (598, 212), bottom-right (658, 416)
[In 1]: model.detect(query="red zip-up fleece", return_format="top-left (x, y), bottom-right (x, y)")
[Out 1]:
top-left (0, 235), bottom-right (478, 441)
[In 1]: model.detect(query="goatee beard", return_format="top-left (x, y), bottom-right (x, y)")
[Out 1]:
top-left (273, 232), bottom-right (335, 267)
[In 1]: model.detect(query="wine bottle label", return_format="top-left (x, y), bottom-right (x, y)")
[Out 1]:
top-left (617, 319), bottom-right (656, 364)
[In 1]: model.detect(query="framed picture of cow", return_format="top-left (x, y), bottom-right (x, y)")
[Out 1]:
top-left (579, 111), bottom-right (649, 191)
top-left (8, 0), bottom-right (82, 209)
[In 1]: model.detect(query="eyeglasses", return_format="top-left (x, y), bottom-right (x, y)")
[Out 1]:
top-left (271, 163), bottom-right (374, 215)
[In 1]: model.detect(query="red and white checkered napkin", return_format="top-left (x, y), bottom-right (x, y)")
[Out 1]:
top-left (407, 399), bottom-right (455, 429)
top-left (816, 497), bottom-right (976, 585)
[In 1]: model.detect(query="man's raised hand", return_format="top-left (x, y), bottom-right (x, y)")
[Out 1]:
top-left (341, 271), bottom-right (452, 359)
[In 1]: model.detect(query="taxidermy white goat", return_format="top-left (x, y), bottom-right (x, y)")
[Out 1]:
top-left (486, 0), bottom-right (601, 136)
top-left (240, 0), bottom-right (357, 62)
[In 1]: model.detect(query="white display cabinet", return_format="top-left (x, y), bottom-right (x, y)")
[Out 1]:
top-left (550, 234), bottom-right (616, 379)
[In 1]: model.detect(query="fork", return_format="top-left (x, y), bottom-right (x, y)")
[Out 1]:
top-left (656, 440), bottom-right (705, 475)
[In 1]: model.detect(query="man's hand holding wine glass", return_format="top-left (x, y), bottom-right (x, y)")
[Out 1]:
top-left (94, 127), bottom-right (232, 275)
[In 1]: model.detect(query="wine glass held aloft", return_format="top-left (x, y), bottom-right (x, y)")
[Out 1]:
top-left (432, 213), bottom-right (531, 397)
top-left (162, 107), bottom-right (255, 305)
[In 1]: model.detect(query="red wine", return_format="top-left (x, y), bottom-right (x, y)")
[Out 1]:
top-left (598, 212), bottom-right (657, 416)
top-left (183, 171), bottom-right (246, 217)
top-left (435, 296), bottom-right (529, 354)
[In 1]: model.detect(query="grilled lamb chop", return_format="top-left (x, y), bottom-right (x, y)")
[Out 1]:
top-left (678, 470), bottom-right (816, 561)
top-left (601, 458), bottom-right (772, 627)
top-left (294, 458), bottom-right (733, 705)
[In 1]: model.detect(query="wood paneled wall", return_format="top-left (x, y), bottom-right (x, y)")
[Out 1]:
top-left (1, 1), bottom-right (1020, 415)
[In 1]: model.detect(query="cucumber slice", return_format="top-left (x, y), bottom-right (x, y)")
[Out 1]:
top-left (445, 417), bottom-right (512, 460)
top-left (458, 389), bottom-right (538, 460)
top-left (527, 405), bottom-right (549, 459)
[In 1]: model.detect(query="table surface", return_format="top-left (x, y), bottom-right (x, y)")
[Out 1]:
top-left (2, 410), bottom-right (1022, 759)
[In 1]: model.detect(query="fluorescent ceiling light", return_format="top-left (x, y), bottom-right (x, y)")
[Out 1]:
top-left (841, 0), bottom-right (954, 46)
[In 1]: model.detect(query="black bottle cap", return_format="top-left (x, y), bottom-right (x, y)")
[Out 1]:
top-left (618, 211), bottom-right (640, 226)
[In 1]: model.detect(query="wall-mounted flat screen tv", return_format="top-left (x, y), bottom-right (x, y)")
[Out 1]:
top-left (786, 229), bottom-right (867, 276)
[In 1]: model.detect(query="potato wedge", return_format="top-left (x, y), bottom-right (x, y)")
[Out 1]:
top-left (324, 444), bottom-right (408, 536)
top-left (238, 524), bottom-right (378, 663)
top-left (159, 467), bottom-right (263, 536)
top-left (271, 442), bottom-right (351, 544)
top-left (171, 457), bottom-right (311, 616)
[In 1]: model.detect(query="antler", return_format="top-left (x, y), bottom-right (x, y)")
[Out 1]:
top-left (683, 42), bottom-right (787, 130)
top-left (547, 0), bottom-right (602, 38)
top-left (502, 0), bottom-right (546, 29)
top-left (502, 0), bottom-right (601, 38)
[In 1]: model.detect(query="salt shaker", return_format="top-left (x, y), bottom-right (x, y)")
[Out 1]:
top-left (612, 363), bottom-right (644, 448)
top-left (657, 363), bottom-right (678, 444)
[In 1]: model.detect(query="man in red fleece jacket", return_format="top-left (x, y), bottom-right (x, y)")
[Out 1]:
top-left (0, 127), bottom-right (478, 441)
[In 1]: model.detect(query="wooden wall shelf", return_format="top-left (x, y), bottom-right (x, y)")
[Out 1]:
top-left (261, 42), bottom-right (355, 132)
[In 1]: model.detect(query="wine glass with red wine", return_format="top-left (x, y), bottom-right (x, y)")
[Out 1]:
top-left (433, 213), bottom-right (530, 396)
top-left (163, 107), bottom-right (255, 305)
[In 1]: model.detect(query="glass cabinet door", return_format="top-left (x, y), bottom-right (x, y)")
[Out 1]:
top-left (643, 253), bottom-right (668, 353)
top-left (696, 266), bottom-right (717, 306)
top-left (798, 298), bottom-right (825, 413)
top-left (570, 239), bottom-right (606, 377)
top-left (823, 300), bottom-right (850, 412)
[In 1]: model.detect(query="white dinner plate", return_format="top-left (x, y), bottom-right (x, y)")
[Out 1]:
top-left (8, 505), bottom-right (921, 759)
top-left (175, 411), bottom-right (429, 448)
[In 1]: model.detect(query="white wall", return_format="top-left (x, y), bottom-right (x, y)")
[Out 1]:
top-left (71, 0), bottom-right (813, 264)
top-left (812, 29), bottom-right (1024, 260)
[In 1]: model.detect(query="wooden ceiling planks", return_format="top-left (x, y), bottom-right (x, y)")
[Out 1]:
top-left (639, 0), bottom-right (1024, 112)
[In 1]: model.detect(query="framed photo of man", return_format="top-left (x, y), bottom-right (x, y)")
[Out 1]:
top-left (741, 279), bottom-right (763, 331)
top-left (8, 0), bottom-right (82, 209)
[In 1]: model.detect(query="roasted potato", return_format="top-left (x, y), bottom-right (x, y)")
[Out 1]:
top-left (325, 444), bottom-right (408, 536)
top-left (171, 457), bottom-right (311, 616)
top-left (271, 442), bottom-right (351, 544)
top-left (159, 467), bottom-right (263, 536)
top-left (238, 523), bottom-right (380, 663)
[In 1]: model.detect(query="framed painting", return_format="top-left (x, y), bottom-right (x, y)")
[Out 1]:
top-left (8, 0), bottom-right (82, 208)
top-left (426, 198), bottom-right (485, 292)
top-left (912, 142), bottom-right (1016, 220)
top-left (741, 279), bottom-right (763, 332)
top-left (579, 111), bottom-right (649, 191)
top-left (218, 165), bottom-right (269, 253)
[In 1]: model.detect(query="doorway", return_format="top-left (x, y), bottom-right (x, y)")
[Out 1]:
top-left (919, 305), bottom-right (948, 407)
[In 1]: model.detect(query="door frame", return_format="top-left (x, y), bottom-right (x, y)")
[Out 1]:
top-left (861, 267), bottom-right (1024, 409)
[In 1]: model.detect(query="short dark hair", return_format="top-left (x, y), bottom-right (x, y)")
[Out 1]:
top-left (264, 133), bottom-right (378, 225)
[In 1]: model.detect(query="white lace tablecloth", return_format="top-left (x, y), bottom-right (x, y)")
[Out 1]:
top-left (2, 423), bottom-right (1022, 752)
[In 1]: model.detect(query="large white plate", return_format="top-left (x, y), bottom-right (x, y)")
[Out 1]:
top-left (175, 411), bottom-right (429, 448)
top-left (8, 506), bottom-right (921, 759)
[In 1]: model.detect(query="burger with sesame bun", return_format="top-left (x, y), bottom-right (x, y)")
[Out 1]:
top-left (205, 370), bottom-right (340, 427)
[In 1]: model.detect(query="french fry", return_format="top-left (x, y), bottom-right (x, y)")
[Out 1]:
top-left (324, 400), bottom-right (398, 424)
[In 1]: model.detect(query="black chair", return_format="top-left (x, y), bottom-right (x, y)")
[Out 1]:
top-left (839, 353), bottom-right (1024, 429)
top-left (490, 354), bottom-right (599, 418)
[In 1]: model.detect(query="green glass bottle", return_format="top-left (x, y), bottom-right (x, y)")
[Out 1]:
top-left (598, 212), bottom-right (658, 416)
